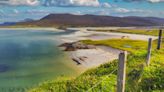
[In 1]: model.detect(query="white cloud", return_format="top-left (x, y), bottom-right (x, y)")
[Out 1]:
top-left (0, 0), bottom-right (40, 6)
top-left (0, 0), bottom-right (112, 8)
top-left (44, 0), bottom-right (100, 7)
top-left (115, 8), bottom-right (130, 13)
top-left (101, 3), bottom-right (112, 8)
top-left (119, 0), bottom-right (164, 3)
top-left (71, 11), bottom-right (83, 15)
top-left (43, 0), bottom-right (112, 8)
top-left (84, 9), bottom-right (110, 15)
top-left (148, 0), bottom-right (164, 3)
top-left (26, 9), bottom-right (51, 14)
top-left (94, 10), bottom-right (110, 15)
top-left (115, 7), bottom-right (152, 14)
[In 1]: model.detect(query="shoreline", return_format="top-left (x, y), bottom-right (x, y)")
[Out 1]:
top-left (67, 46), bottom-right (121, 69)
top-left (59, 28), bottom-right (122, 69)
top-left (0, 27), bottom-right (65, 32)
top-left (61, 27), bottom-right (158, 41)
top-left (59, 39), bottom-right (121, 70)
top-left (59, 27), bottom-right (158, 69)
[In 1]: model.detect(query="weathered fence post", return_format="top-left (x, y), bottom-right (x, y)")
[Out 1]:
top-left (117, 51), bottom-right (127, 92)
top-left (157, 29), bottom-right (163, 50)
top-left (146, 38), bottom-right (152, 66)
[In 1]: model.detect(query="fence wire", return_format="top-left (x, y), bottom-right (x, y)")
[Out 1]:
top-left (86, 68), bottom-right (117, 92)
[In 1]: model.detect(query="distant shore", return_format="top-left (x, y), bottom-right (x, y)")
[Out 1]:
top-left (0, 27), bottom-right (65, 32)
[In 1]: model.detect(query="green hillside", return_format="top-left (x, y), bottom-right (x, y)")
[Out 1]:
top-left (29, 37), bottom-right (164, 92)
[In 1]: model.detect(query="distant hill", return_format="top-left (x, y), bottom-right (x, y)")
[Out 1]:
top-left (0, 22), bottom-right (16, 26)
top-left (0, 18), bottom-right (34, 27)
top-left (16, 14), bottom-right (164, 27)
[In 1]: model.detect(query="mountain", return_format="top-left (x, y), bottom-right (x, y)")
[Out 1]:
top-left (0, 18), bottom-right (34, 27)
top-left (0, 22), bottom-right (16, 26)
top-left (16, 14), bottom-right (164, 27)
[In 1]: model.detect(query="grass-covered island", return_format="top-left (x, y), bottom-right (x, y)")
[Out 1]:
top-left (28, 28), bottom-right (164, 92)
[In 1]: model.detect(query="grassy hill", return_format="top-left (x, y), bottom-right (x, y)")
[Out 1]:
top-left (28, 35), bottom-right (164, 92)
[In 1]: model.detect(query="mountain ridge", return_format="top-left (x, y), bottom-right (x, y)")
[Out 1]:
top-left (16, 14), bottom-right (164, 27)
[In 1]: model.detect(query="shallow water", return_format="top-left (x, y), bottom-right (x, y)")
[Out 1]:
top-left (0, 29), bottom-right (79, 92)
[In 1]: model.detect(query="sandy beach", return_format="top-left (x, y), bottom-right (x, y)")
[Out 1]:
top-left (68, 46), bottom-right (121, 68)
top-left (61, 27), bottom-right (158, 42)
top-left (60, 27), bottom-right (158, 69)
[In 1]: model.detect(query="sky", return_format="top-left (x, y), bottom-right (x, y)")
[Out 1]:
top-left (0, 0), bottom-right (164, 23)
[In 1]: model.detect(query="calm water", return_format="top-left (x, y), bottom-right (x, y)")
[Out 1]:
top-left (0, 29), bottom-right (79, 92)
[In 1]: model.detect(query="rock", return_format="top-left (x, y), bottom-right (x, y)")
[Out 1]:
top-left (121, 36), bottom-right (129, 39)
top-left (65, 45), bottom-right (77, 51)
top-left (79, 56), bottom-right (88, 62)
top-left (58, 43), bottom-right (70, 47)
top-left (72, 58), bottom-right (81, 65)
top-left (59, 41), bottom-right (96, 51)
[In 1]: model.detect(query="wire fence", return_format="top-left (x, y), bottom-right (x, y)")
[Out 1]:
top-left (86, 68), bottom-right (117, 92)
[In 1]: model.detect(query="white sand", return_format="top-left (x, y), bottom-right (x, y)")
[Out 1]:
top-left (69, 46), bottom-right (121, 68)
top-left (87, 31), bottom-right (158, 41)
top-left (60, 27), bottom-right (158, 43)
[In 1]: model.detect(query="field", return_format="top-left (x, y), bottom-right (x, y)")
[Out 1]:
top-left (29, 29), bottom-right (164, 92)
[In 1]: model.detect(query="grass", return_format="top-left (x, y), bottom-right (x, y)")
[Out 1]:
top-left (82, 38), bottom-right (164, 92)
top-left (94, 29), bottom-right (164, 37)
top-left (28, 37), bottom-right (164, 92)
top-left (29, 61), bottom-right (118, 92)
top-left (81, 39), bottom-right (149, 54)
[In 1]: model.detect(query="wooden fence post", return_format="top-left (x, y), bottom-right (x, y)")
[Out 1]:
top-left (157, 29), bottom-right (163, 50)
top-left (117, 51), bottom-right (127, 92)
top-left (146, 38), bottom-right (152, 66)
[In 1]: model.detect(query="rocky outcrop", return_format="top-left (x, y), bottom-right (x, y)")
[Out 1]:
top-left (59, 42), bottom-right (96, 51)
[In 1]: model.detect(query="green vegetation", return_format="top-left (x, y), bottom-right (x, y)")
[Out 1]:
top-left (29, 37), bottom-right (164, 92)
top-left (29, 61), bottom-right (117, 92)
top-left (82, 39), bottom-right (149, 53)
top-left (94, 29), bottom-right (164, 37)
top-left (82, 39), bottom-right (164, 91)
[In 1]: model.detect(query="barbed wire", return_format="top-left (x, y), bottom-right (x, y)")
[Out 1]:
top-left (86, 68), bottom-right (117, 92)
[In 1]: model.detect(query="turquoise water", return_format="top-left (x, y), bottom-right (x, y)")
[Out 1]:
top-left (0, 29), bottom-right (78, 92)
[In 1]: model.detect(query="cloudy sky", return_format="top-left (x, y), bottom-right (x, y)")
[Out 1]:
top-left (0, 0), bottom-right (164, 23)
